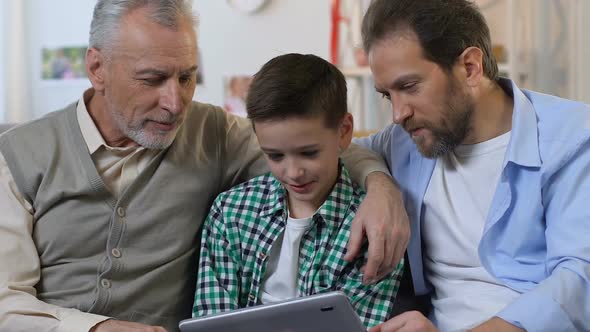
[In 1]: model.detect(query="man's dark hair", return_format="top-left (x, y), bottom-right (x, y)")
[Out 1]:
top-left (246, 53), bottom-right (347, 129)
top-left (362, 0), bottom-right (498, 81)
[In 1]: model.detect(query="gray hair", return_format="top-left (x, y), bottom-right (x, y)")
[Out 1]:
top-left (89, 0), bottom-right (198, 53)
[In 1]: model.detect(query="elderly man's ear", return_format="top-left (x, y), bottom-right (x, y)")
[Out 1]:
top-left (86, 48), bottom-right (106, 93)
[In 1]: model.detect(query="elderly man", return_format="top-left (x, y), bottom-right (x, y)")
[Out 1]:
top-left (356, 0), bottom-right (590, 331)
top-left (0, 1), bottom-right (409, 332)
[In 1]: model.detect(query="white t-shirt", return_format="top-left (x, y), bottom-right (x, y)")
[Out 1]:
top-left (422, 131), bottom-right (520, 332)
top-left (260, 214), bottom-right (313, 304)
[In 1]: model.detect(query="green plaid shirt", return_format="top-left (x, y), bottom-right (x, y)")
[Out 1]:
top-left (193, 163), bottom-right (403, 328)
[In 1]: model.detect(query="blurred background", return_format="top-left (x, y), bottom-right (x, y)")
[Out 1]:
top-left (0, 0), bottom-right (588, 134)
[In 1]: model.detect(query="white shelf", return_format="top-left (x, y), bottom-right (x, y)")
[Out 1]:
top-left (340, 66), bottom-right (372, 78)
top-left (498, 63), bottom-right (510, 73)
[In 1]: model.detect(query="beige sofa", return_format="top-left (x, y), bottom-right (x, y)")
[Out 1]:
top-left (0, 123), bottom-right (15, 134)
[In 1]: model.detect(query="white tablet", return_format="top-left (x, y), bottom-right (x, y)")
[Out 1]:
top-left (179, 291), bottom-right (366, 332)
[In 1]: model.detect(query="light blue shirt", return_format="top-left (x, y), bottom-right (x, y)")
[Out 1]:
top-left (355, 79), bottom-right (590, 331)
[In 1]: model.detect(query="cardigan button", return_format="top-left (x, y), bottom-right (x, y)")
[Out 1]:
top-left (101, 279), bottom-right (112, 289)
top-left (111, 248), bottom-right (122, 258)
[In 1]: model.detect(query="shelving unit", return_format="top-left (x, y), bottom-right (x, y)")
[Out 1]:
top-left (479, 0), bottom-right (529, 86)
top-left (340, 66), bottom-right (372, 78)
top-left (340, 66), bottom-right (376, 132)
top-left (341, 66), bottom-right (370, 133)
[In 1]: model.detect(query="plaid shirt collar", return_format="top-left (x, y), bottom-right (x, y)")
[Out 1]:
top-left (259, 161), bottom-right (357, 228)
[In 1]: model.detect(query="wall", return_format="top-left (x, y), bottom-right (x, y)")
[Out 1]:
top-left (20, 0), bottom-right (331, 117)
top-left (3, 0), bottom-right (589, 122)
top-left (192, 0), bottom-right (330, 105)
top-left (26, 0), bottom-right (94, 119)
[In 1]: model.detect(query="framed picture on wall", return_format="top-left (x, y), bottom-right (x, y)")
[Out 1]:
top-left (222, 74), bottom-right (252, 118)
top-left (41, 46), bottom-right (87, 80)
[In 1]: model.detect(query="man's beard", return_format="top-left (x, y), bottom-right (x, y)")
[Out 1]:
top-left (112, 109), bottom-right (181, 150)
top-left (409, 79), bottom-right (474, 159)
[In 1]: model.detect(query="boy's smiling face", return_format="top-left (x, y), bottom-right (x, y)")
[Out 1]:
top-left (254, 113), bottom-right (353, 218)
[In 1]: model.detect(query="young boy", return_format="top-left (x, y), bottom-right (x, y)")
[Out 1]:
top-left (192, 53), bottom-right (403, 329)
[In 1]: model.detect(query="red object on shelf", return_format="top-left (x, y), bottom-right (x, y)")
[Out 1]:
top-left (330, 0), bottom-right (341, 65)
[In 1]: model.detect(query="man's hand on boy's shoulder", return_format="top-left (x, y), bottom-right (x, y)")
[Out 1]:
top-left (345, 172), bottom-right (410, 284)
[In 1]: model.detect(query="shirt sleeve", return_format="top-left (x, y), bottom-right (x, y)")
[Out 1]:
top-left (338, 252), bottom-right (404, 329)
top-left (341, 142), bottom-right (391, 189)
top-left (0, 152), bottom-right (109, 332)
top-left (352, 124), bottom-right (394, 163)
top-left (193, 197), bottom-right (242, 317)
top-left (496, 139), bottom-right (590, 332)
top-left (218, 111), bottom-right (268, 191)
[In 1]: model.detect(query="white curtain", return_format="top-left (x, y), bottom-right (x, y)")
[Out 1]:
top-left (0, 0), bottom-right (5, 122)
top-left (1, 0), bottom-right (32, 123)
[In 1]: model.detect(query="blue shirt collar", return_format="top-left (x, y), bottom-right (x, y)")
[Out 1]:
top-left (499, 78), bottom-right (541, 168)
